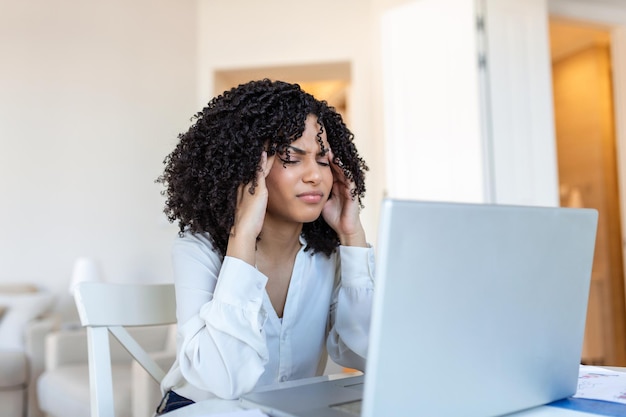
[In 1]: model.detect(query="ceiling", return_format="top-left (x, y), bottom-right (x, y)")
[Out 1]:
top-left (549, 17), bottom-right (611, 62)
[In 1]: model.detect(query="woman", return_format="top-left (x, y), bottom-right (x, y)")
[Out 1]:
top-left (155, 79), bottom-right (374, 413)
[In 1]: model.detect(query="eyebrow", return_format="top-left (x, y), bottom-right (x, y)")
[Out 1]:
top-left (285, 145), bottom-right (327, 157)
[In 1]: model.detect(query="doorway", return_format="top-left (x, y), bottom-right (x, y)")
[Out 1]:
top-left (549, 17), bottom-right (626, 365)
top-left (213, 62), bottom-right (350, 118)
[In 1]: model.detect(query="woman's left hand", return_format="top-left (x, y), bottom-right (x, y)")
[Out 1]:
top-left (322, 150), bottom-right (367, 247)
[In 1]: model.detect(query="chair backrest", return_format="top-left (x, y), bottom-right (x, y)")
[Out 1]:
top-left (74, 282), bottom-right (177, 417)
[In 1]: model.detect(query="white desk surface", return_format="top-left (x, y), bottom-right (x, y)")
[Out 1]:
top-left (165, 374), bottom-right (349, 417)
top-left (165, 369), bottom-right (626, 417)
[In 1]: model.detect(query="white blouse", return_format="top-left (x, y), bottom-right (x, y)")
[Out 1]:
top-left (160, 231), bottom-right (375, 401)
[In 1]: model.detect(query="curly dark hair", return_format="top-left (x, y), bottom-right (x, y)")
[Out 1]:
top-left (157, 79), bottom-right (368, 257)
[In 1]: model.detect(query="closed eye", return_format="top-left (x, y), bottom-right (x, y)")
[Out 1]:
top-left (277, 145), bottom-right (330, 167)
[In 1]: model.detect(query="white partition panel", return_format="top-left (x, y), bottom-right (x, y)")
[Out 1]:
top-left (381, 0), bottom-right (485, 203)
top-left (381, 0), bottom-right (559, 206)
top-left (484, 0), bottom-right (559, 206)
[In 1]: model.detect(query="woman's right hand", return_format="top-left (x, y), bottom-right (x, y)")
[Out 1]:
top-left (226, 151), bottom-right (274, 265)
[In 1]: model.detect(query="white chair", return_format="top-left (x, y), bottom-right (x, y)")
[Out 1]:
top-left (74, 282), bottom-right (176, 417)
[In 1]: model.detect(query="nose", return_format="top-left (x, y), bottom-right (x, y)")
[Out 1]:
top-left (302, 159), bottom-right (322, 184)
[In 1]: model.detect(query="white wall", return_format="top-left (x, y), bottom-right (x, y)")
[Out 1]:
top-left (0, 0), bottom-right (197, 300)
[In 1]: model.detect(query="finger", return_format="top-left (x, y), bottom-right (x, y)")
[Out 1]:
top-left (264, 153), bottom-right (275, 178)
top-left (235, 182), bottom-right (245, 207)
top-left (331, 160), bottom-right (349, 187)
top-left (259, 151), bottom-right (268, 176)
top-left (329, 151), bottom-right (345, 179)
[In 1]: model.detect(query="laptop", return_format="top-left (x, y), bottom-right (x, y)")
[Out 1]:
top-left (240, 198), bottom-right (598, 417)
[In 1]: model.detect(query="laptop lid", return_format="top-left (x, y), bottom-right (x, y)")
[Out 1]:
top-left (241, 199), bottom-right (598, 417)
top-left (362, 199), bottom-right (598, 417)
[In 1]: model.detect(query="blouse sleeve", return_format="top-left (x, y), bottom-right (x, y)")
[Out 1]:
top-left (326, 245), bottom-right (375, 371)
top-left (172, 234), bottom-right (270, 399)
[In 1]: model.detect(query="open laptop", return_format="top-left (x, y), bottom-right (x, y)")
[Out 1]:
top-left (240, 198), bottom-right (598, 417)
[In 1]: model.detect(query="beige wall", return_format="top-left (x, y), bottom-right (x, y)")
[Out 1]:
top-left (0, 0), bottom-right (197, 298)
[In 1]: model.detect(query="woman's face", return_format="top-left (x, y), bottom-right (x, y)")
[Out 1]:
top-left (265, 114), bottom-right (334, 224)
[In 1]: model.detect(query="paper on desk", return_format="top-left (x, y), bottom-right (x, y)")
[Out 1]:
top-left (573, 365), bottom-right (626, 404)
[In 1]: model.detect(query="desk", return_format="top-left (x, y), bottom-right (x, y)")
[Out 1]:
top-left (164, 374), bottom-right (351, 417)
top-left (165, 369), bottom-right (626, 417)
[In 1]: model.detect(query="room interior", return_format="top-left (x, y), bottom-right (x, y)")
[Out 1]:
top-left (3, 0), bottom-right (626, 416)
top-left (206, 11), bottom-right (626, 385)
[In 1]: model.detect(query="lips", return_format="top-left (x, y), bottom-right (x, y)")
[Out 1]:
top-left (297, 191), bottom-right (324, 203)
